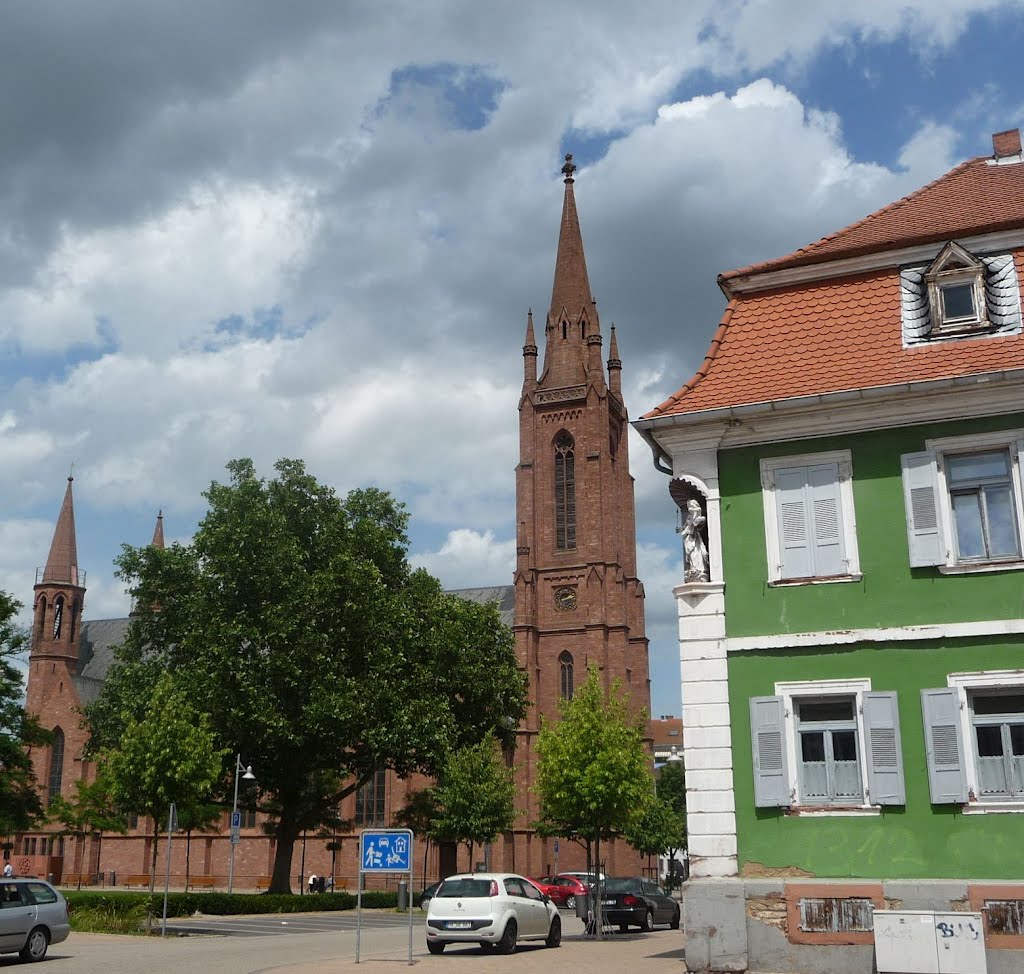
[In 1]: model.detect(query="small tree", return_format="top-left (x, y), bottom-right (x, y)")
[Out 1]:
top-left (623, 795), bottom-right (685, 883)
top-left (434, 733), bottom-right (515, 868)
top-left (654, 759), bottom-right (687, 889)
top-left (48, 771), bottom-right (127, 888)
top-left (0, 591), bottom-right (51, 837)
top-left (394, 787), bottom-right (445, 882)
top-left (535, 669), bottom-right (652, 938)
top-left (104, 674), bottom-right (226, 891)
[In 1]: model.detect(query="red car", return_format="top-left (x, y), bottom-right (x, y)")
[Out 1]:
top-left (530, 877), bottom-right (569, 907)
top-left (544, 874), bottom-right (591, 910)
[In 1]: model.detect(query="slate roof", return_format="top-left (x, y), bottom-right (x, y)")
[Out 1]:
top-left (645, 146), bottom-right (1024, 421)
top-left (449, 585), bottom-right (515, 627)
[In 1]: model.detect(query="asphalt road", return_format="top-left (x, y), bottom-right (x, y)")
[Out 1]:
top-left (8, 911), bottom-right (687, 974)
top-left (163, 907), bottom-right (413, 937)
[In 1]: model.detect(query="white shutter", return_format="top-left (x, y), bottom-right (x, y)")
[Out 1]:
top-left (750, 696), bottom-right (790, 807)
top-left (808, 462), bottom-right (844, 576)
top-left (775, 467), bottom-right (812, 579)
top-left (921, 688), bottom-right (968, 804)
top-left (900, 451), bottom-right (946, 567)
top-left (862, 691), bottom-right (905, 805)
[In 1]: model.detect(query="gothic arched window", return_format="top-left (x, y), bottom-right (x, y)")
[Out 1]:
top-left (554, 431), bottom-right (576, 550)
top-left (34, 596), bottom-right (47, 644)
top-left (69, 600), bottom-right (79, 641)
top-left (52, 596), bottom-right (64, 639)
top-left (48, 728), bottom-right (65, 805)
top-left (559, 651), bottom-right (575, 700)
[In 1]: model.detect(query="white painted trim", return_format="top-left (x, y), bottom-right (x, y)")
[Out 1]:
top-left (947, 671), bottom-right (1024, 808)
top-left (938, 562), bottom-right (1024, 575)
top-left (759, 449), bottom-right (860, 584)
top-left (724, 228), bottom-right (1024, 295)
top-left (728, 618), bottom-right (1024, 653)
top-left (774, 677), bottom-right (872, 808)
top-left (787, 807), bottom-right (882, 818)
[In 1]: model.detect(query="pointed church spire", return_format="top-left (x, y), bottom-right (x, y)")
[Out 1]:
top-left (42, 477), bottom-right (80, 586)
top-left (608, 323), bottom-right (622, 395)
top-left (523, 309), bottom-right (538, 390)
top-left (151, 510), bottom-right (165, 549)
top-left (549, 154), bottom-right (594, 328)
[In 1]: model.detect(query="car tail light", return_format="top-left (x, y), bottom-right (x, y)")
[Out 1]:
top-left (489, 880), bottom-right (499, 896)
top-left (623, 895), bottom-right (638, 907)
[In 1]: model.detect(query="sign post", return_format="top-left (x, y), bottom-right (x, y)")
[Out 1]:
top-left (356, 828), bottom-right (414, 965)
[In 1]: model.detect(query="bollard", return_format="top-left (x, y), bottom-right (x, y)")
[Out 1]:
top-left (397, 880), bottom-right (408, 910)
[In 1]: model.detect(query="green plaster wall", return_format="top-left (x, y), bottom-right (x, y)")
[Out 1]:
top-left (730, 640), bottom-right (1024, 879)
top-left (719, 413), bottom-right (1024, 638)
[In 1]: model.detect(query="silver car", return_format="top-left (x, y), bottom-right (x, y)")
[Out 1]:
top-left (0, 878), bottom-right (71, 962)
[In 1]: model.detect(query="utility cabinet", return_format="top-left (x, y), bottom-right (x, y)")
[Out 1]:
top-left (874, 910), bottom-right (987, 974)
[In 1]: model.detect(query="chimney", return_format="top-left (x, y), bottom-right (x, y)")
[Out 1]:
top-left (992, 129), bottom-right (1022, 159)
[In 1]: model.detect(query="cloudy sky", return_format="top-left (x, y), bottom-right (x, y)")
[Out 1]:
top-left (3, 1), bottom-right (1024, 716)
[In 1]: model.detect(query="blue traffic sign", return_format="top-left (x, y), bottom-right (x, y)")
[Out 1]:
top-left (230, 811), bottom-right (242, 829)
top-left (360, 829), bottom-right (413, 872)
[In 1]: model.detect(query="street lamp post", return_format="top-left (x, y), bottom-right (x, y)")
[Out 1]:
top-left (227, 754), bottom-right (256, 895)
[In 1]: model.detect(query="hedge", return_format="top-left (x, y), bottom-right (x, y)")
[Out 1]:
top-left (64, 889), bottom-right (398, 917)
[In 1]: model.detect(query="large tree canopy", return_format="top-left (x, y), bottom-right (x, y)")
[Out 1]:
top-left (0, 591), bottom-right (50, 836)
top-left (87, 458), bottom-right (526, 892)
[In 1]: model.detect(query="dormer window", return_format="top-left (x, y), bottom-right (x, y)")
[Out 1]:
top-left (901, 243), bottom-right (1022, 346)
top-left (925, 242), bottom-right (988, 335)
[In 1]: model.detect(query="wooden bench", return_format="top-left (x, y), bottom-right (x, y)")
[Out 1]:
top-left (255, 876), bottom-right (272, 892)
top-left (186, 876), bottom-right (216, 891)
top-left (62, 873), bottom-right (94, 887)
top-left (122, 875), bottom-right (151, 888)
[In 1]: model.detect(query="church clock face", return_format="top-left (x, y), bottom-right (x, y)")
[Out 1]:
top-left (554, 586), bottom-right (577, 612)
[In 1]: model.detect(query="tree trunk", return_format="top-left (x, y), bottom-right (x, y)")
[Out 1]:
top-left (75, 834), bottom-right (84, 890)
top-left (185, 831), bottom-right (192, 889)
top-left (149, 823), bottom-right (160, 894)
top-left (269, 809), bottom-right (300, 894)
top-left (594, 834), bottom-right (603, 941)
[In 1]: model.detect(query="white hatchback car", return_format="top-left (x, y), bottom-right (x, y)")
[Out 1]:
top-left (425, 873), bottom-right (561, 954)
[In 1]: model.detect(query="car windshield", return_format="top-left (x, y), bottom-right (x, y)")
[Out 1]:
top-left (603, 878), bottom-right (641, 893)
top-left (437, 878), bottom-right (492, 898)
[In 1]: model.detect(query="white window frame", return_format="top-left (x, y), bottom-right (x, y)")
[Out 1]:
top-left (925, 243), bottom-right (989, 336)
top-left (760, 449), bottom-right (861, 585)
top-left (774, 678), bottom-right (878, 815)
top-left (927, 430), bottom-right (1024, 574)
top-left (948, 670), bottom-right (1024, 813)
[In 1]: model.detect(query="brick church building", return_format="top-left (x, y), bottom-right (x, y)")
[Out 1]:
top-left (15, 156), bottom-right (651, 889)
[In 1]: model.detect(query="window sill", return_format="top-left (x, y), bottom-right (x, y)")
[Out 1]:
top-left (768, 572), bottom-right (863, 588)
top-left (938, 561), bottom-right (1024, 576)
top-left (962, 801), bottom-right (1024, 815)
top-left (785, 805), bottom-right (881, 818)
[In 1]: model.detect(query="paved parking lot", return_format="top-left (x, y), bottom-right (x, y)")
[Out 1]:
top-left (164, 908), bottom-right (413, 937)
top-left (22, 912), bottom-right (685, 974)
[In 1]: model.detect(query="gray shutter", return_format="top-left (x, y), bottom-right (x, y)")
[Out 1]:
top-left (808, 462), bottom-right (844, 576)
top-left (862, 691), bottom-right (905, 805)
top-left (750, 696), bottom-right (790, 807)
top-left (775, 467), bottom-right (811, 579)
top-left (921, 688), bottom-right (968, 804)
top-left (901, 452), bottom-right (946, 567)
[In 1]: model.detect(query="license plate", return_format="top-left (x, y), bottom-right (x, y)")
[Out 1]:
top-left (446, 921), bottom-right (472, 929)
top-left (603, 899), bottom-right (615, 906)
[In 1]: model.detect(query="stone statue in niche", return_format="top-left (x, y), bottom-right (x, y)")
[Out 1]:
top-left (682, 498), bottom-right (709, 582)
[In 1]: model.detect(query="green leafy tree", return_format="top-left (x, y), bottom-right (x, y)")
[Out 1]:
top-left (394, 787), bottom-right (446, 882)
top-left (87, 458), bottom-right (527, 892)
top-left (434, 733), bottom-right (515, 867)
top-left (654, 759), bottom-right (687, 889)
top-left (0, 591), bottom-right (51, 837)
top-left (623, 795), bottom-right (685, 876)
top-left (535, 668), bottom-right (652, 938)
top-left (48, 771), bottom-right (127, 888)
top-left (175, 801), bottom-right (223, 889)
top-left (103, 674), bottom-right (226, 891)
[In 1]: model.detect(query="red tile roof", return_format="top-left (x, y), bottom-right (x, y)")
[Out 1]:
top-left (646, 150), bottom-right (1024, 421)
top-left (724, 154), bottom-right (1024, 280)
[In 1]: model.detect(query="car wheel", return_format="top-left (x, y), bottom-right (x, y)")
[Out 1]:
top-left (565, 894), bottom-right (576, 910)
top-left (546, 915), bottom-right (561, 948)
top-left (426, 941), bottom-right (445, 955)
top-left (641, 909), bottom-right (654, 933)
top-left (20, 927), bottom-right (49, 962)
top-left (671, 906), bottom-right (681, 930)
top-left (497, 918), bottom-right (518, 954)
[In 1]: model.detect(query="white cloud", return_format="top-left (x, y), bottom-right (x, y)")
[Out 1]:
top-left (411, 529), bottom-right (516, 590)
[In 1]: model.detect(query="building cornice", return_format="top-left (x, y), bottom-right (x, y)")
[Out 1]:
top-left (728, 617), bottom-right (1024, 653)
top-left (636, 368), bottom-right (1024, 460)
top-left (722, 228), bottom-right (1024, 296)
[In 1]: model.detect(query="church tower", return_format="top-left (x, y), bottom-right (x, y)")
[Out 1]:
top-left (26, 476), bottom-right (87, 807)
top-left (509, 155), bottom-right (650, 876)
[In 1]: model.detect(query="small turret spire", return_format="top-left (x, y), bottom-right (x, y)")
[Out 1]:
top-left (152, 510), bottom-right (165, 549)
top-left (522, 310), bottom-right (538, 390)
top-left (42, 477), bottom-right (80, 586)
top-left (608, 323), bottom-right (622, 395)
